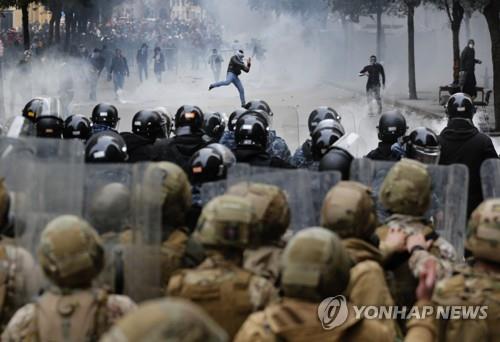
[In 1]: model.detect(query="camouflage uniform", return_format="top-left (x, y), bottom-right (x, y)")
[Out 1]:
top-left (406, 198), bottom-right (500, 342)
top-left (290, 140), bottom-right (314, 168)
top-left (321, 181), bottom-right (397, 337)
top-left (235, 228), bottom-right (393, 342)
top-left (220, 130), bottom-right (291, 162)
top-left (140, 162), bottom-right (205, 285)
top-left (376, 160), bottom-right (457, 332)
top-left (227, 182), bottom-right (290, 284)
top-left (2, 215), bottom-right (136, 341)
top-left (101, 298), bottom-right (228, 342)
top-left (167, 195), bottom-right (278, 338)
top-left (0, 180), bottom-right (37, 330)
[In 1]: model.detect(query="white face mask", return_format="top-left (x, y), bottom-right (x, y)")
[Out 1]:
top-left (469, 44), bottom-right (474, 49)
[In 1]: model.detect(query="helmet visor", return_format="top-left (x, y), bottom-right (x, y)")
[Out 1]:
top-left (412, 145), bottom-right (441, 164)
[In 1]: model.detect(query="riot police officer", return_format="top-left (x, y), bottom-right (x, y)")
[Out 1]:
top-left (366, 110), bottom-right (407, 161)
top-left (439, 93), bottom-right (498, 216)
top-left (219, 108), bottom-right (246, 150)
top-left (292, 106), bottom-right (342, 168)
top-left (203, 111), bottom-right (226, 143)
top-left (36, 112), bottom-right (64, 139)
top-left (63, 115), bottom-right (92, 140)
top-left (233, 115), bottom-right (293, 168)
top-left (90, 103), bottom-right (120, 136)
top-left (85, 131), bottom-right (128, 163)
top-left (155, 105), bottom-right (211, 173)
top-left (121, 110), bottom-right (164, 162)
top-left (406, 127), bottom-right (441, 164)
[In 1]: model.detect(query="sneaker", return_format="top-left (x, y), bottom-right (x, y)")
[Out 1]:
top-left (208, 85), bottom-right (214, 91)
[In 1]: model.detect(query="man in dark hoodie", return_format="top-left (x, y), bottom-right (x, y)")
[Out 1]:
top-left (121, 110), bottom-right (165, 162)
top-left (439, 93), bottom-right (498, 217)
top-left (366, 110), bottom-right (407, 161)
top-left (233, 114), bottom-right (293, 169)
top-left (155, 105), bottom-right (211, 173)
top-left (209, 50), bottom-right (251, 107)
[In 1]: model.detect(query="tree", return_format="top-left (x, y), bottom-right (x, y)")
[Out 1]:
top-left (391, 0), bottom-right (422, 100)
top-left (482, 0), bottom-right (500, 130)
top-left (0, 0), bottom-right (38, 50)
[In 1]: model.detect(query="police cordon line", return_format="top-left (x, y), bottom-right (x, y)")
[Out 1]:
top-left (0, 93), bottom-right (497, 341)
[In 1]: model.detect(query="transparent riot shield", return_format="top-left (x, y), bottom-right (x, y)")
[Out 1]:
top-left (309, 170), bottom-right (342, 225)
top-left (0, 136), bottom-right (84, 162)
top-left (350, 159), bottom-right (468, 257)
top-left (481, 158), bottom-right (500, 199)
top-left (14, 156), bottom-right (85, 297)
top-left (332, 132), bottom-right (367, 159)
top-left (227, 169), bottom-right (315, 231)
top-left (5, 116), bottom-right (36, 138)
top-left (126, 162), bottom-right (165, 301)
top-left (83, 163), bottom-right (134, 298)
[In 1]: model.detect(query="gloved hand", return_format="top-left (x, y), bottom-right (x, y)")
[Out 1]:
top-left (391, 141), bottom-right (407, 159)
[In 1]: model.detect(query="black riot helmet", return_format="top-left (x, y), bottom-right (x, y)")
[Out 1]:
top-left (203, 111), bottom-right (226, 142)
top-left (132, 110), bottom-right (164, 140)
top-left (63, 115), bottom-right (91, 140)
top-left (406, 127), bottom-right (441, 165)
top-left (319, 147), bottom-right (354, 180)
top-left (174, 105), bottom-right (204, 135)
top-left (189, 144), bottom-right (235, 184)
top-left (235, 115), bottom-right (268, 148)
top-left (241, 109), bottom-right (271, 128)
top-left (22, 97), bottom-right (61, 123)
top-left (377, 110), bottom-right (408, 144)
top-left (244, 99), bottom-right (273, 116)
top-left (307, 106), bottom-right (342, 134)
top-left (228, 108), bottom-right (246, 131)
top-left (85, 131), bottom-right (128, 163)
top-left (91, 103), bottom-right (120, 128)
top-left (311, 119), bottom-right (345, 160)
top-left (36, 112), bottom-right (64, 139)
top-left (446, 93), bottom-right (475, 119)
top-left (154, 107), bottom-right (173, 138)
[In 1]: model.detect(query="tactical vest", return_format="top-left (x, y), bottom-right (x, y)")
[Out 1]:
top-left (168, 265), bottom-right (254, 338)
top-left (28, 289), bottom-right (110, 341)
top-left (264, 298), bottom-right (361, 341)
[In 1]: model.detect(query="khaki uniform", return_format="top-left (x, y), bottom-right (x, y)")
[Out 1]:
top-left (0, 242), bottom-right (36, 330)
top-left (167, 252), bottom-right (278, 338)
top-left (377, 215), bottom-right (457, 309)
top-left (234, 297), bottom-right (392, 342)
top-left (1, 289), bottom-right (136, 341)
top-left (343, 238), bottom-right (397, 338)
top-left (243, 243), bottom-right (284, 284)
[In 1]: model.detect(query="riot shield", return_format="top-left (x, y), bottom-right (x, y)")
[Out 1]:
top-left (14, 156), bottom-right (85, 297)
top-left (0, 136), bottom-right (84, 162)
top-left (227, 169), bottom-right (315, 231)
top-left (480, 158), bottom-right (500, 199)
top-left (5, 116), bottom-right (36, 138)
top-left (309, 170), bottom-right (342, 225)
top-left (125, 162), bottom-right (164, 301)
top-left (83, 163), bottom-right (134, 298)
top-left (332, 132), bottom-right (367, 159)
top-left (350, 158), bottom-right (468, 256)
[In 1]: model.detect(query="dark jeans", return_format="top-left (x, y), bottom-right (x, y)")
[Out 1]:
top-left (138, 63), bottom-right (148, 82)
top-left (211, 72), bottom-right (246, 106)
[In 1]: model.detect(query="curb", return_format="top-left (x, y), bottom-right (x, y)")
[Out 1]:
top-left (325, 81), bottom-right (444, 119)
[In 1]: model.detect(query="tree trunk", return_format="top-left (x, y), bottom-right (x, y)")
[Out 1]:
top-left (451, 1), bottom-right (464, 84)
top-left (376, 4), bottom-right (383, 60)
top-left (408, 4), bottom-right (418, 99)
top-left (21, 4), bottom-right (30, 51)
top-left (49, 16), bottom-right (55, 45)
top-left (65, 12), bottom-right (73, 51)
top-left (483, 1), bottom-right (500, 130)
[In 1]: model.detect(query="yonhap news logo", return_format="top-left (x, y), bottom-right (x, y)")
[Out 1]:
top-left (317, 295), bottom-right (349, 330)
top-left (318, 295), bottom-right (488, 330)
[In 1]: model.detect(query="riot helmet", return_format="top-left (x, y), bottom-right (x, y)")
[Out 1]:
top-left (377, 110), bottom-right (407, 144)
top-left (22, 97), bottom-right (61, 123)
top-left (244, 99), bottom-right (273, 117)
top-left (85, 131), bottom-right (128, 163)
top-left (63, 114), bottom-right (91, 140)
top-left (132, 110), bottom-right (164, 140)
top-left (203, 111), bottom-right (226, 142)
top-left (311, 119), bottom-right (345, 160)
top-left (154, 107), bottom-right (173, 138)
top-left (189, 145), bottom-right (235, 184)
top-left (308, 106), bottom-right (342, 134)
top-left (91, 103), bottom-right (120, 128)
top-left (36, 113), bottom-right (64, 139)
top-left (235, 115), bottom-right (268, 148)
top-left (406, 127), bottom-right (441, 165)
top-left (228, 108), bottom-right (246, 132)
top-left (175, 105), bottom-right (204, 136)
top-left (446, 93), bottom-right (475, 119)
